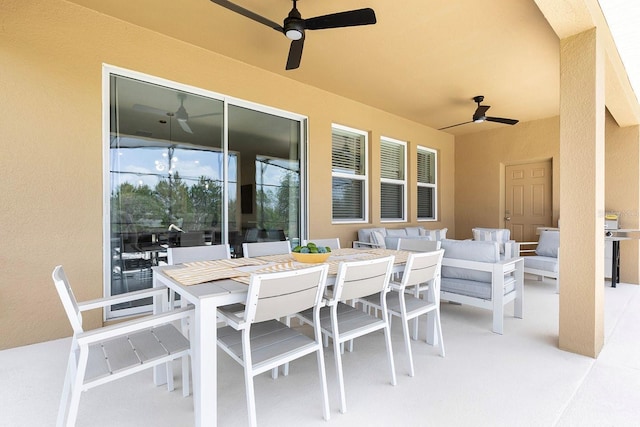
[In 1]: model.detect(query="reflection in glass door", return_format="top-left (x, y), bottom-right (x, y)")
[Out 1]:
top-left (107, 71), bottom-right (305, 317)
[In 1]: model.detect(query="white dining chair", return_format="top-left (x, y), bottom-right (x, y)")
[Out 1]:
top-left (302, 238), bottom-right (341, 250)
top-left (242, 240), bottom-right (291, 257)
top-left (216, 265), bottom-right (331, 427)
top-left (359, 250), bottom-right (446, 377)
top-left (52, 265), bottom-right (193, 427)
top-left (297, 256), bottom-right (397, 414)
top-left (167, 243), bottom-right (231, 264)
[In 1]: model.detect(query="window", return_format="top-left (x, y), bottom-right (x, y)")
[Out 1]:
top-left (417, 146), bottom-right (437, 220)
top-left (331, 124), bottom-right (368, 222)
top-left (380, 137), bottom-right (406, 221)
top-left (105, 68), bottom-right (306, 318)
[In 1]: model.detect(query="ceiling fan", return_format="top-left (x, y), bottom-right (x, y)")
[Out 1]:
top-left (438, 96), bottom-right (519, 131)
top-left (133, 93), bottom-right (220, 134)
top-left (209, 0), bottom-right (377, 70)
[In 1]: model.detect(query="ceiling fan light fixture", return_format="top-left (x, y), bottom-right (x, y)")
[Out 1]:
top-left (474, 117), bottom-right (485, 123)
top-left (285, 28), bottom-right (303, 40)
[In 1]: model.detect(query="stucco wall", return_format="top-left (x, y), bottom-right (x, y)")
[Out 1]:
top-left (454, 117), bottom-right (561, 239)
top-left (1, 0), bottom-right (454, 349)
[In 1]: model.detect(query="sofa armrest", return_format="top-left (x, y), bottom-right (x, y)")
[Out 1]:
top-left (352, 240), bottom-right (383, 249)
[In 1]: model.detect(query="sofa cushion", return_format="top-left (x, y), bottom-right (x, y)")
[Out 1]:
top-left (441, 239), bottom-right (500, 283)
top-left (441, 276), bottom-right (516, 300)
top-left (524, 255), bottom-right (558, 273)
top-left (404, 227), bottom-right (424, 237)
top-left (472, 228), bottom-right (509, 254)
top-left (386, 228), bottom-right (408, 237)
top-left (535, 230), bottom-right (559, 258)
top-left (419, 228), bottom-right (448, 241)
top-left (358, 227), bottom-right (387, 244)
top-left (370, 230), bottom-right (387, 248)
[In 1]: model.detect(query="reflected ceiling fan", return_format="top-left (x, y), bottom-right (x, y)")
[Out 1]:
top-left (133, 93), bottom-right (220, 134)
top-left (438, 96), bottom-right (519, 131)
top-left (209, 0), bottom-right (377, 70)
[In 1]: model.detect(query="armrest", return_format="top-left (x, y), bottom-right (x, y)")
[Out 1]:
top-left (442, 257), bottom-right (523, 274)
top-left (516, 241), bottom-right (539, 256)
top-left (216, 306), bottom-right (246, 330)
top-left (352, 240), bottom-right (383, 249)
top-left (77, 286), bottom-right (168, 311)
top-left (76, 306), bottom-right (193, 346)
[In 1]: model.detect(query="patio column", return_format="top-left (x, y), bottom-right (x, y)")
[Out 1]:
top-left (559, 27), bottom-right (605, 357)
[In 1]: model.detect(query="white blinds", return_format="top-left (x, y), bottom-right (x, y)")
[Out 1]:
top-left (417, 149), bottom-right (435, 184)
top-left (380, 140), bottom-right (404, 180)
top-left (417, 147), bottom-right (436, 220)
top-left (332, 131), bottom-right (364, 175)
top-left (380, 138), bottom-right (406, 221)
top-left (332, 126), bottom-right (366, 221)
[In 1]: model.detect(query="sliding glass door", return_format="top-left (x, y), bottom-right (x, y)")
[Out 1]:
top-left (106, 70), bottom-right (305, 317)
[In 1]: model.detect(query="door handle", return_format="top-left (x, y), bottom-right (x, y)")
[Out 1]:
top-left (504, 217), bottom-right (511, 221)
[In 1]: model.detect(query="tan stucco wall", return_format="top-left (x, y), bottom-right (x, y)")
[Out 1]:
top-left (605, 112), bottom-right (640, 284)
top-left (454, 117), bottom-right (561, 239)
top-left (0, 0), bottom-right (454, 349)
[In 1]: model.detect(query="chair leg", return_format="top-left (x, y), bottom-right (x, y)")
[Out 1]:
top-left (333, 339), bottom-right (347, 414)
top-left (182, 355), bottom-right (191, 397)
top-left (57, 354), bottom-right (74, 427)
top-left (166, 362), bottom-right (175, 392)
top-left (66, 351), bottom-right (89, 427)
top-left (242, 334), bottom-right (258, 427)
top-left (401, 316), bottom-right (415, 377)
top-left (435, 310), bottom-right (445, 357)
top-left (383, 323), bottom-right (397, 386)
top-left (316, 348), bottom-right (331, 421)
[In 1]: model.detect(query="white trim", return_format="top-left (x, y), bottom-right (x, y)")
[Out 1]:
top-left (331, 124), bottom-right (369, 224)
top-left (380, 136), bottom-right (407, 222)
top-left (102, 64), bottom-right (308, 319)
top-left (417, 145), bottom-right (438, 221)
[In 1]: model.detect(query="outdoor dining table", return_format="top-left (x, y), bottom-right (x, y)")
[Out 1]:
top-left (152, 248), bottom-right (412, 427)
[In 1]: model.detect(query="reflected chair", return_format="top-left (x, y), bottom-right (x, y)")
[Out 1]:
top-left (167, 243), bottom-right (231, 265)
top-left (216, 265), bottom-right (331, 427)
top-left (359, 250), bottom-right (445, 377)
top-left (297, 256), bottom-right (397, 414)
top-left (52, 265), bottom-right (193, 427)
top-left (302, 238), bottom-right (341, 250)
top-left (242, 241), bottom-right (291, 258)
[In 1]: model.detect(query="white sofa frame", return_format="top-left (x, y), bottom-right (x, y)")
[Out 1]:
top-left (440, 257), bottom-right (524, 334)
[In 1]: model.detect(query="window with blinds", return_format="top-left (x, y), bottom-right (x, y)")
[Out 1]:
top-left (380, 137), bottom-right (406, 221)
top-left (332, 124), bottom-right (367, 222)
top-left (417, 146), bottom-right (437, 220)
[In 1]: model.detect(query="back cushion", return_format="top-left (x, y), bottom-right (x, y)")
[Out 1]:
top-left (404, 227), bottom-right (424, 237)
top-left (419, 227), bottom-right (448, 241)
top-left (370, 231), bottom-right (387, 249)
top-left (536, 230), bottom-right (560, 258)
top-left (386, 228), bottom-right (408, 237)
top-left (441, 239), bottom-right (500, 283)
top-left (358, 227), bottom-right (387, 243)
top-left (472, 228), bottom-right (508, 254)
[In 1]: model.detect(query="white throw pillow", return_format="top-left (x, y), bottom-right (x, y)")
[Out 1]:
top-left (536, 230), bottom-right (559, 258)
top-left (472, 228), bottom-right (506, 254)
top-left (370, 230), bottom-right (387, 249)
top-left (419, 227), bottom-right (448, 241)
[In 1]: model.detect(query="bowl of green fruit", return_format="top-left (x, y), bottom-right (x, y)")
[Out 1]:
top-left (291, 242), bottom-right (332, 263)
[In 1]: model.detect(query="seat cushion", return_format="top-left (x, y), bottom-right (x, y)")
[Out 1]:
top-left (441, 277), bottom-right (516, 300)
top-left (524, 255), bottom-right (558, 273)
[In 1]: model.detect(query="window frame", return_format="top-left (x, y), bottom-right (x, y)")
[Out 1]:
top-left (380, 136), bottom-right (407, 223)
top-left (417, 145), bottom-right (438, 221)
top-left (331, 123), bottom-right (369, 224)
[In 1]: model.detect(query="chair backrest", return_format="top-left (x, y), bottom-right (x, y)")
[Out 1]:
top-left (333, 256), bottom-right (395, 302)
top-left (167, 244), bottom-right (231, 265)
top-left (302, 238), bottom-right (341, 250)
top-left (243, 241), bottom-right (291, 258)
top-left (179, 231), bottom-right (206, 247)
top-left (51, 265), bottom-right (84, 335)
top-left (244, 264), bottom-right (329, 323)
top-left (400, 250), bottom-right (444, 290)
top-left (396, 238), bottom-right (441, 251)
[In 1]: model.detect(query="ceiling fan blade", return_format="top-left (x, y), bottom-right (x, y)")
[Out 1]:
top-left (486, 116), bottom-right (519, 125)
top-left (209, 0), bottom-right (284, 32)
top-left (133, 104), bottom-right (170, 116)
top-left (189, 112), bottom-right (223, 119)
top-left (286, 38), bottom-right (304, 70)
top-left (438, 121), bottom-right (473, 131)
top-left (177, 119), bottom-right (193, 134)
top-left (304, 8), bottom-right (376, 30)
top-left (473, 105), bottom-right (490, 119)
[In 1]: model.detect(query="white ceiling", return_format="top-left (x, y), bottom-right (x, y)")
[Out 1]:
top-left (66, 0), bottom-right (636, 136)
